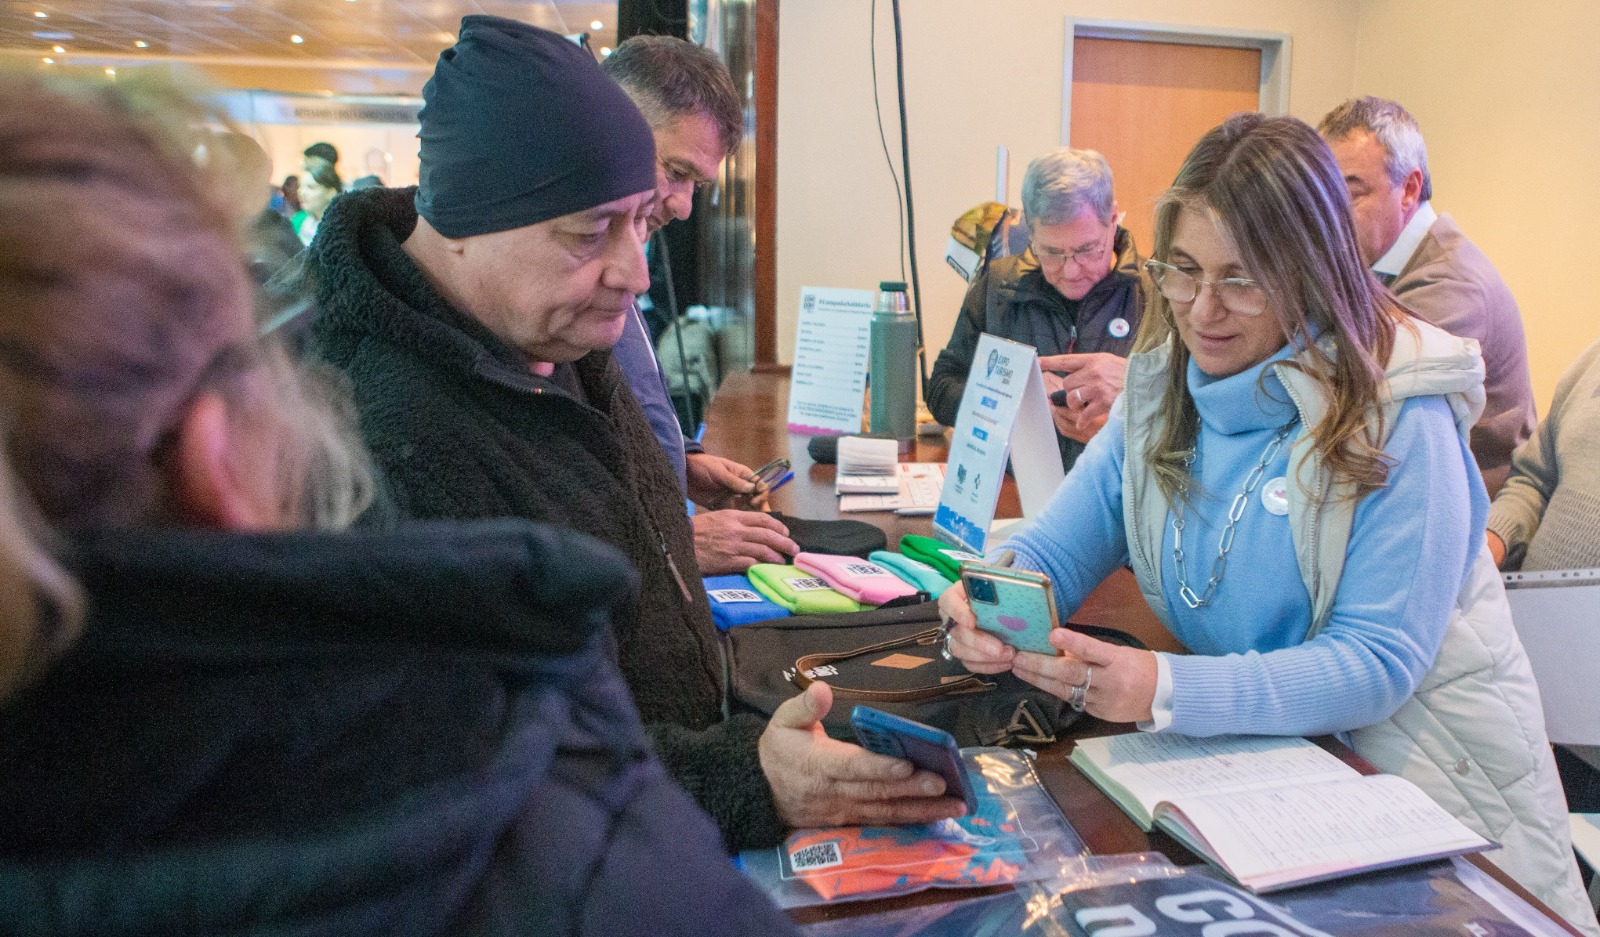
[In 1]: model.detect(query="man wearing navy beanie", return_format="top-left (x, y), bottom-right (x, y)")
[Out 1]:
top-left (309, 17), bottom-right (965, 854)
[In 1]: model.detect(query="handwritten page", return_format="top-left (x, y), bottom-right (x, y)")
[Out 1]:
top-left (786, 287), bottom-right (873, 435)
top-left (1166, 775), bottom-right (1492, 892)
top-left (1073, 734), bottom-right (1356, 825)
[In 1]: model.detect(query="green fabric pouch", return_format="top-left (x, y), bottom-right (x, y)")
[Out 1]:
top-left (747, 564), bottom-right (863, 614)
top-left (897, 535), bottom-right (985, 582)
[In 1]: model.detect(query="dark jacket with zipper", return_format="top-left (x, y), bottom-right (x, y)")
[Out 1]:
top-left (0, 521), bottom-right (798, 937)
top-left (926, 227), bottom-right (1145, 473)
top-left (307, 187), bottom-right (784, 851)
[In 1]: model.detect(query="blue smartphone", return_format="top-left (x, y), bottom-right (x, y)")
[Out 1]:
top-left (850, 705), bottom-right (979, 816)
top-left (959, 562), bottom-right (1061, 656)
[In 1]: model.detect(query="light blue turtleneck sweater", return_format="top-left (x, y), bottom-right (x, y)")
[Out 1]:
top-left (1007, 342), bottom-right (1487, 737)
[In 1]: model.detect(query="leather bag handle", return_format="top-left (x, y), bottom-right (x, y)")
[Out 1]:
top-left (791, 626), bottom-right (995, 702)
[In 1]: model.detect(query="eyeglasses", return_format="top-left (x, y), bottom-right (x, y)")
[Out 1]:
top-left (1032, 240), bottom-right (1108, 268)
top-left (1144, 259), bottom-right (1268, 317)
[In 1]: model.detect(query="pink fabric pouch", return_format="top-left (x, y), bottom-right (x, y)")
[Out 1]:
top-left (793, 552), bottom-right (921, 605)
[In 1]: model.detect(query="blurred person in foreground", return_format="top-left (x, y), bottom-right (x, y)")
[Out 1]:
top-left (308, 16), bottom-right (964, 852)
top-left (940, 114), bottom-right (1595, 931)
top-left (602, 35), bottom-right (797, 574)
top-left (0, 68), bottom-right (797, 936)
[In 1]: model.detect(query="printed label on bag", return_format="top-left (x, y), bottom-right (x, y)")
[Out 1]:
top-left (708, 589), bottom-right (764, 604)
top-left (786, 577), bottom-right (833, 592)
top-left (788, 840), bottom-right (844, 872)
top-left (871, 653), bottom-right (935, 670)
top-left (939, 549), bottom-right (983, 562)
top-left (844, 563), bottom-right (889, 577)
top-left (800, 664), bottom-right (840, 680)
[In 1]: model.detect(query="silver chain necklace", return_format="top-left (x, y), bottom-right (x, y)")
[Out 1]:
top-left (1171, 420), bottom-right (1297, 609)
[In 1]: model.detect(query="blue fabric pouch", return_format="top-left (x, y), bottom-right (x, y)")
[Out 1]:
top-left (704, 575), bottom-right (790, 630)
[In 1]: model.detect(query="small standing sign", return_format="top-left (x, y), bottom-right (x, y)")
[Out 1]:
top-left (932, 333), bottom-right (1064, 554)
top-left (785, 287), bottom-right (874, 436)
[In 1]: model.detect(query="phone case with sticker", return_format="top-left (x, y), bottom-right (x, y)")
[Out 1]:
top-left (959, 563), bottom-right (1061, 656)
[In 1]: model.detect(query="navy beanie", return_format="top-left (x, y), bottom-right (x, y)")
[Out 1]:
top-left (415, 16), bottom-right (656, 238)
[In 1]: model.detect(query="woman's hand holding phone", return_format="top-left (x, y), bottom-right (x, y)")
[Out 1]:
top-left (938, 582), bottom-right (1016, 674)
top-left (940, 562), bottom-right (1159, 723)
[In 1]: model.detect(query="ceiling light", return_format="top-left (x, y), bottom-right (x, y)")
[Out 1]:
top-left (51, 45), bottom-right (63, 53)
top-left (104, 68), bottom-right (115, 77)
top-left (134, 40), bottom-right (148, 48)
top-left (591, 20), bottom-right (604, 30)
top-left (600, 46), bottom-right (612, 56)
top-left (290, 34), bottom-right (304, 44)
top-left (41, 56), bottom-right (53, 64)
top-left (34, 12), bottom-right (47, 18)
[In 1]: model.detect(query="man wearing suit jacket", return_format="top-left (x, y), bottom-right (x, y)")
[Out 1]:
top-left (1320, 96), bottom-right (1535, 495)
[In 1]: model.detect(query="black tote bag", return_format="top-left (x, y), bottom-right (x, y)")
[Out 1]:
top-left (727, 600), bottom-right (1145, 748)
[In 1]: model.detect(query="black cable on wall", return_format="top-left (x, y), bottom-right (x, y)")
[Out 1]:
top-left (890, 0), bottom-right (929, 390)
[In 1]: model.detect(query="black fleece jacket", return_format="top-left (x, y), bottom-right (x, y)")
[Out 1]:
top-left (0, 521), bottom-right (799, 936)
top-left (307, 187), bottom-right (785, 851)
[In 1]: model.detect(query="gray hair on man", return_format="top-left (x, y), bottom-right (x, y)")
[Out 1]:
top-left (1317, 96), bottom-right (1433, 202)
top-left (602, 35), bottom-right (743, 158)
top-left (1021, 148), bottom-right (1115, 229)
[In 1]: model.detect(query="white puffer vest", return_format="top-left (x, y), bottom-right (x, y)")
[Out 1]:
top-left (1120, 321), bottom-right (1595, 933)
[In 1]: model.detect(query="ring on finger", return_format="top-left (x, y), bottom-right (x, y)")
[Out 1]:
top-left (1068, 664), bottom-right (1093, 712)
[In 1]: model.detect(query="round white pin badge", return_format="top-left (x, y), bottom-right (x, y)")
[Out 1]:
top-left (1261, 476), bottom-right (1289, 515)
top-left (1108, 317), bottom-right (1131, 339)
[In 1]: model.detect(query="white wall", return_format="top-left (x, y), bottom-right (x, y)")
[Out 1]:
top-left (776, 0), bottom-right (1362, 372)
top-left (1353, 0), bottom-right (1598, 411)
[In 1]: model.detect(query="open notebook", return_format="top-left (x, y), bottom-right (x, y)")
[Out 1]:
top-left (1070, 733), bottom-right (1493, 894)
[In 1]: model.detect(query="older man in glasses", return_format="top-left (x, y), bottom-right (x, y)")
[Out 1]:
top-left (927, 149), bottom-right (1145, 473)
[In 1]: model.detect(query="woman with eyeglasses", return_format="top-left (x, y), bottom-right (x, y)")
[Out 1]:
top-left (926, 148), bottom-right (1145, 473)
top-left (941, 113), bottom-right (1594, 928)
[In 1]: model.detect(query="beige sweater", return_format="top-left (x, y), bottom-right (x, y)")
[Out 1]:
top-left (1488, 337), bottom-right (1600, 571)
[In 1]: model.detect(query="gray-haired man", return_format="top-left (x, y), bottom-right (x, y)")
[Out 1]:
top-left (604, 36), bottom-right (798, 575)
top-left (927, 148), bottom-right (1145, 473)
top-left (1319, 96), bottom-right (1535, 494)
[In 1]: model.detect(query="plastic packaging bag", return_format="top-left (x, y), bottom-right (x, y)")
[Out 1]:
top-left (739, 747), bottom-right (1085, 908)
top-left (801, 852), bottom-right (1568, 937)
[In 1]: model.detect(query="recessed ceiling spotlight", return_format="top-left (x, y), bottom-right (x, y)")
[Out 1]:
top-left (51, 45), bottom-right (63, 53)
top-left (134, 40), bottom-right (148, 48)
top-left (34, 11), bottom-right (47, 18)
top-left (41, 56), bottom-right (53, 64)
top-left (104, 67), bottom-right (115, 77)
top-left (591, 20), bottom-right (604, 30)
top-left (600, 46), bottom-right (612, 56)
top-left (290, 34), bottom-right (304, 44)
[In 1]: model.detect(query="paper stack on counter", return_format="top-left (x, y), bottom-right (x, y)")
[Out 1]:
top-left (839, 463), bottom-right (947, 514)
top-left (834, 437), bottom-right (901, 494)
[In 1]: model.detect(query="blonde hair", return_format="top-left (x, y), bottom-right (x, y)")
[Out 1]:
top-left (1146, 113), bottom-right (1406, 503)
top-left (0, 438), bottom-right (81, 702)
top-left (0, 67), bottom-right (373, 532)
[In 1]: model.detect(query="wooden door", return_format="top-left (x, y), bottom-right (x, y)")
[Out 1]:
top-left (1069, 38), bottom-right (1261, 253)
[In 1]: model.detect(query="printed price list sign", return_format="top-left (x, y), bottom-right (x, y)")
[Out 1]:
top-left (786, 287), bottom-right (873, 435)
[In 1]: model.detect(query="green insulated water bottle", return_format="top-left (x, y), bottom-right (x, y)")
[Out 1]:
top-left (869, 280), bottom-right (918, 452)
